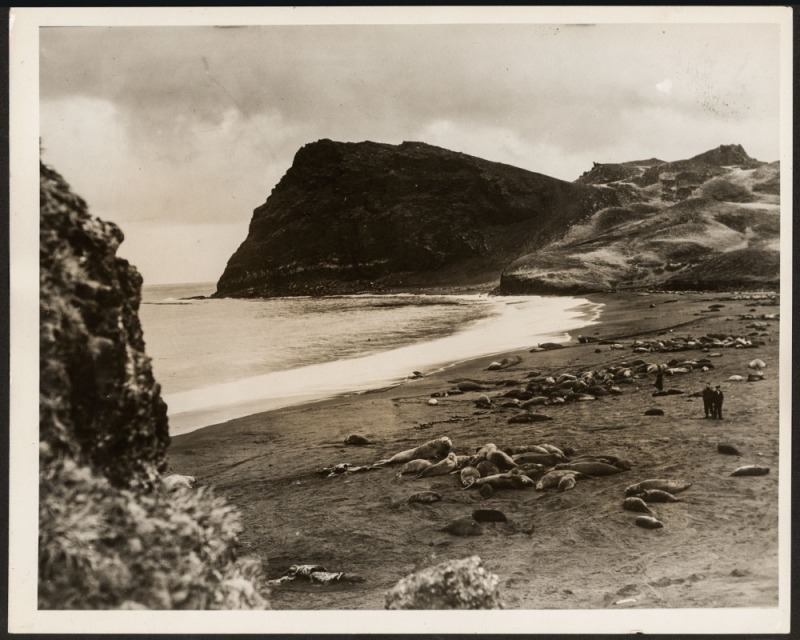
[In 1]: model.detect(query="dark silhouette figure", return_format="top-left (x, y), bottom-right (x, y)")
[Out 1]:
top-left (712, 385), bottom-right (724, 420)
top-left (702, 382), bottom-right (714, 418)
top-left (655, 371), bottom-right (664, 392)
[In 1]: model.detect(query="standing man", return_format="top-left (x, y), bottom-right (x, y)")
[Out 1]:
top-left (702, 382), bottom-right (714, 418)
top-left (712, 385), bottom-right (724, 420)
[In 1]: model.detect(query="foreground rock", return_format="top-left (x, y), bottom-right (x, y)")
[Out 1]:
top-left (38, 162), bottom-right (268, 610)
top-left (385, 556), bottom-right (502, 609)
top-left (40, 162), bottom-right (169, 486)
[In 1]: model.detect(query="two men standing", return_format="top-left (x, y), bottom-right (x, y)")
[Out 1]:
top-left (702, 382), bottom-right (724, 419)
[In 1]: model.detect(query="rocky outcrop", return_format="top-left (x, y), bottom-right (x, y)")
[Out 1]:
top-left (38, 162), bottom-right (269, 610)
top-left (385, 556), bottom-right (502, 609)
top-left (40, 162), bottom-right (169, 487)
top-left (499, 146), bottom-right (779, 295)
top-left (214, 140), bottom-right (620, 297)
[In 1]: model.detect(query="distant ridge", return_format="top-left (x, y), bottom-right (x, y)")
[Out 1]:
top-left (216, 141), bottom-right (779, 297)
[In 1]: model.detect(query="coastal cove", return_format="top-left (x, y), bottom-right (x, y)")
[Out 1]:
top-left (168, 290), bottom-right (783, 610)
top-left (140, 286), bottom-right (602, 435)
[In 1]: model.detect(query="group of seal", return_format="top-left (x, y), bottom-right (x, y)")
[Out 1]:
top-left (622, 478), bottom-right (693, 529)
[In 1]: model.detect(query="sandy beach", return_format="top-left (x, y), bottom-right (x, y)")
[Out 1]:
top-left (168, 291), bottom-right (781, 610)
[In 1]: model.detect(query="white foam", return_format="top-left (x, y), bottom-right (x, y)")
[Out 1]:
top-left (165, 296), bottom-right (602, 435)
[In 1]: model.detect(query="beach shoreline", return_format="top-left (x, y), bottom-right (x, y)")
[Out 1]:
top-left (168, 290), bottom-right (781, 610)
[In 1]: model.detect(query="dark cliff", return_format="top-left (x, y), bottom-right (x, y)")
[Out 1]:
top-left (40, 162), bottom-right (169, 486)
top-left (214, 140), bottom-right (621, 297)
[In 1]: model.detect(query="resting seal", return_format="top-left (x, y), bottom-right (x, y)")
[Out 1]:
top-left (635, 516), bottom-right (664, 530)
top-left (407, 491), bottom-right (442, 504)
top-left (625, 479), bottom-right (692, 497)
top-left (639, 489), bottom-right (679, 503)
top-left (731, 465), bottom-right (770, 477)
top-left (459, 466), bottom-right (481, 488)
top-left (416, 453), bottom-right (459, 478)
top-left (622, 497), bottom-right (654, 515)
top-left (554, 461), bottom-right (623, 477)
top-left (376, 436), bottom-right (452, 466)
top-left (397, 459), bottom-right (433, 477)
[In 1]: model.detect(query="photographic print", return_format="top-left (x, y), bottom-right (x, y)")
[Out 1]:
top-left (9, 6), bottom-right (792, 634)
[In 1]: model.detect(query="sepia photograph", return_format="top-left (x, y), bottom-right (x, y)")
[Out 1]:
top-left (9, 6), bottom-right (792, 634)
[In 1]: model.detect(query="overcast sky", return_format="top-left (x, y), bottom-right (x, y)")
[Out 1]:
top-left (40, 22), bottom-right (781, 284)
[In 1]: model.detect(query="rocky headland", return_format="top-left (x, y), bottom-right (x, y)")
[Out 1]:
top-left (215, 141), bottom-right (780, 298)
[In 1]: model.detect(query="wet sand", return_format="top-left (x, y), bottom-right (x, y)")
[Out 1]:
top-left (168, 291), bottom-right (781, 610)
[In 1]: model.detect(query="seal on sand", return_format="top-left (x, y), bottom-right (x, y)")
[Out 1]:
top-left (397, 459), bottom-right (433, 477)
top-left (554, 461), bottom-right (623, 477)
top-left (622, 497), bottom-right (654, 515)
top-left (639, 489), bottom-right (679, 503)
top-left (635, 516), bottom-right (664, 529)
top-left (440, 517), bottom-right (483, 536)
top-left (344, 434), bottom-right (371, 446)
top-left (416, 453), bottom-right (459, 478)
top-left (459, 466), bottom-right (481, 488)
top-left (557, 475), bottom-right (577, 492)
top-left (376, 436), bottom-right (452, 466)
top-left (535, 470), bottom-right (582, 491)
top-left (512, 452), bottom-right (565, 467)
top-left (731, 465), bottom-right (770, 477)
top-left (476, 460), bottom-right (500, 477)
top-left (487, 449), bottom-right (517, 471)
top-left (717, 444), bottom-right (742, 456)
top-left (625, 479), bottom-right (692, 496)
top-left (472, 509), bottom-right (508, 523)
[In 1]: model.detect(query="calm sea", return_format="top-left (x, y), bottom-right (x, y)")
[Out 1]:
top-left (139, 283), bottom-right (601, 435)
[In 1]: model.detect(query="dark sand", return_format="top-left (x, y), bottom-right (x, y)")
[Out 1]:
top-left (169, 291), bottom-right (781, 609)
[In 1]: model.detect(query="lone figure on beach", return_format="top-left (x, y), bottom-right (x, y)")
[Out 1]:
top-left (702, 382), bottom-right (714, 418)
top-left (654, 371), bottom-right (664, 392)
top-left (711, 385), bottom-right (724, 420)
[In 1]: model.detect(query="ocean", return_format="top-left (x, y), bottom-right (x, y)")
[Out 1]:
top-left (139, 283), bottom-right (602, 435)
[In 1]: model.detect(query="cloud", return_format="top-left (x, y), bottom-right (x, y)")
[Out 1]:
top-left (39, 23), bottom-right (782, 283)
top-left (656, 79), bottom-right (673, 95)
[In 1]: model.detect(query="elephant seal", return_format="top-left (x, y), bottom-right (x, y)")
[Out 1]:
top-left (417, 453), bottom-right (459, 478)
top-left (625, 479), bottom-right (692, 496)
top-left (376, 436), bottom-right (452, 466)
top-left (407, 491), bottom-right (442, 505)
top-left (536, 470), bottom-right (581, 491)
top-left (487, 449), bottom-right (517, 471)
top-left (635, 516), bottom-right (664, 530)
top-left (472, 509), bottom-right (507, 523)
top-left (540, 444), bottom-right (566, 457)
top-left (470, 443), bottom-right (498, 465)
top-left (748, 359), bottom-right (766, 370)
top-left (476, 460), bottom-right (500, 477)
top-left (557, 475), bottom-right (577, 492)
top-left (731, 465), bottom-right (770, 477)
top-left (397, 459), bottom-right (433, 476)
top-left (554, 461), bottom-right (623, 477)
top-left (344, 434), bottom-right (371, 446)
top-left (456, 381), bottom-right (485, 392)
top-left (472, 469), bottom-right (534, 490)
top-left (717, 444), bottom-right (742, 456)
top-left (512, 452), bottom-right (565, 467)
top-left (509, 444), bottom-right (549, 455)
top-left (644, 408), bottom-right (665, 416)
top-left (639, 489), bottom-right (679, 503)
top-left (622, 497), bottom-right (654, 515)
top-left (441, 517), bottom-right (483, 536)
top-left (459, 466), bottom-right (481, 488)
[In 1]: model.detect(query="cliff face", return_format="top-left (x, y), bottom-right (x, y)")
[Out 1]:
top-left (40, 162), bottom-right (169, 487)
top-left (215, 140), bottom-right (621, 297)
